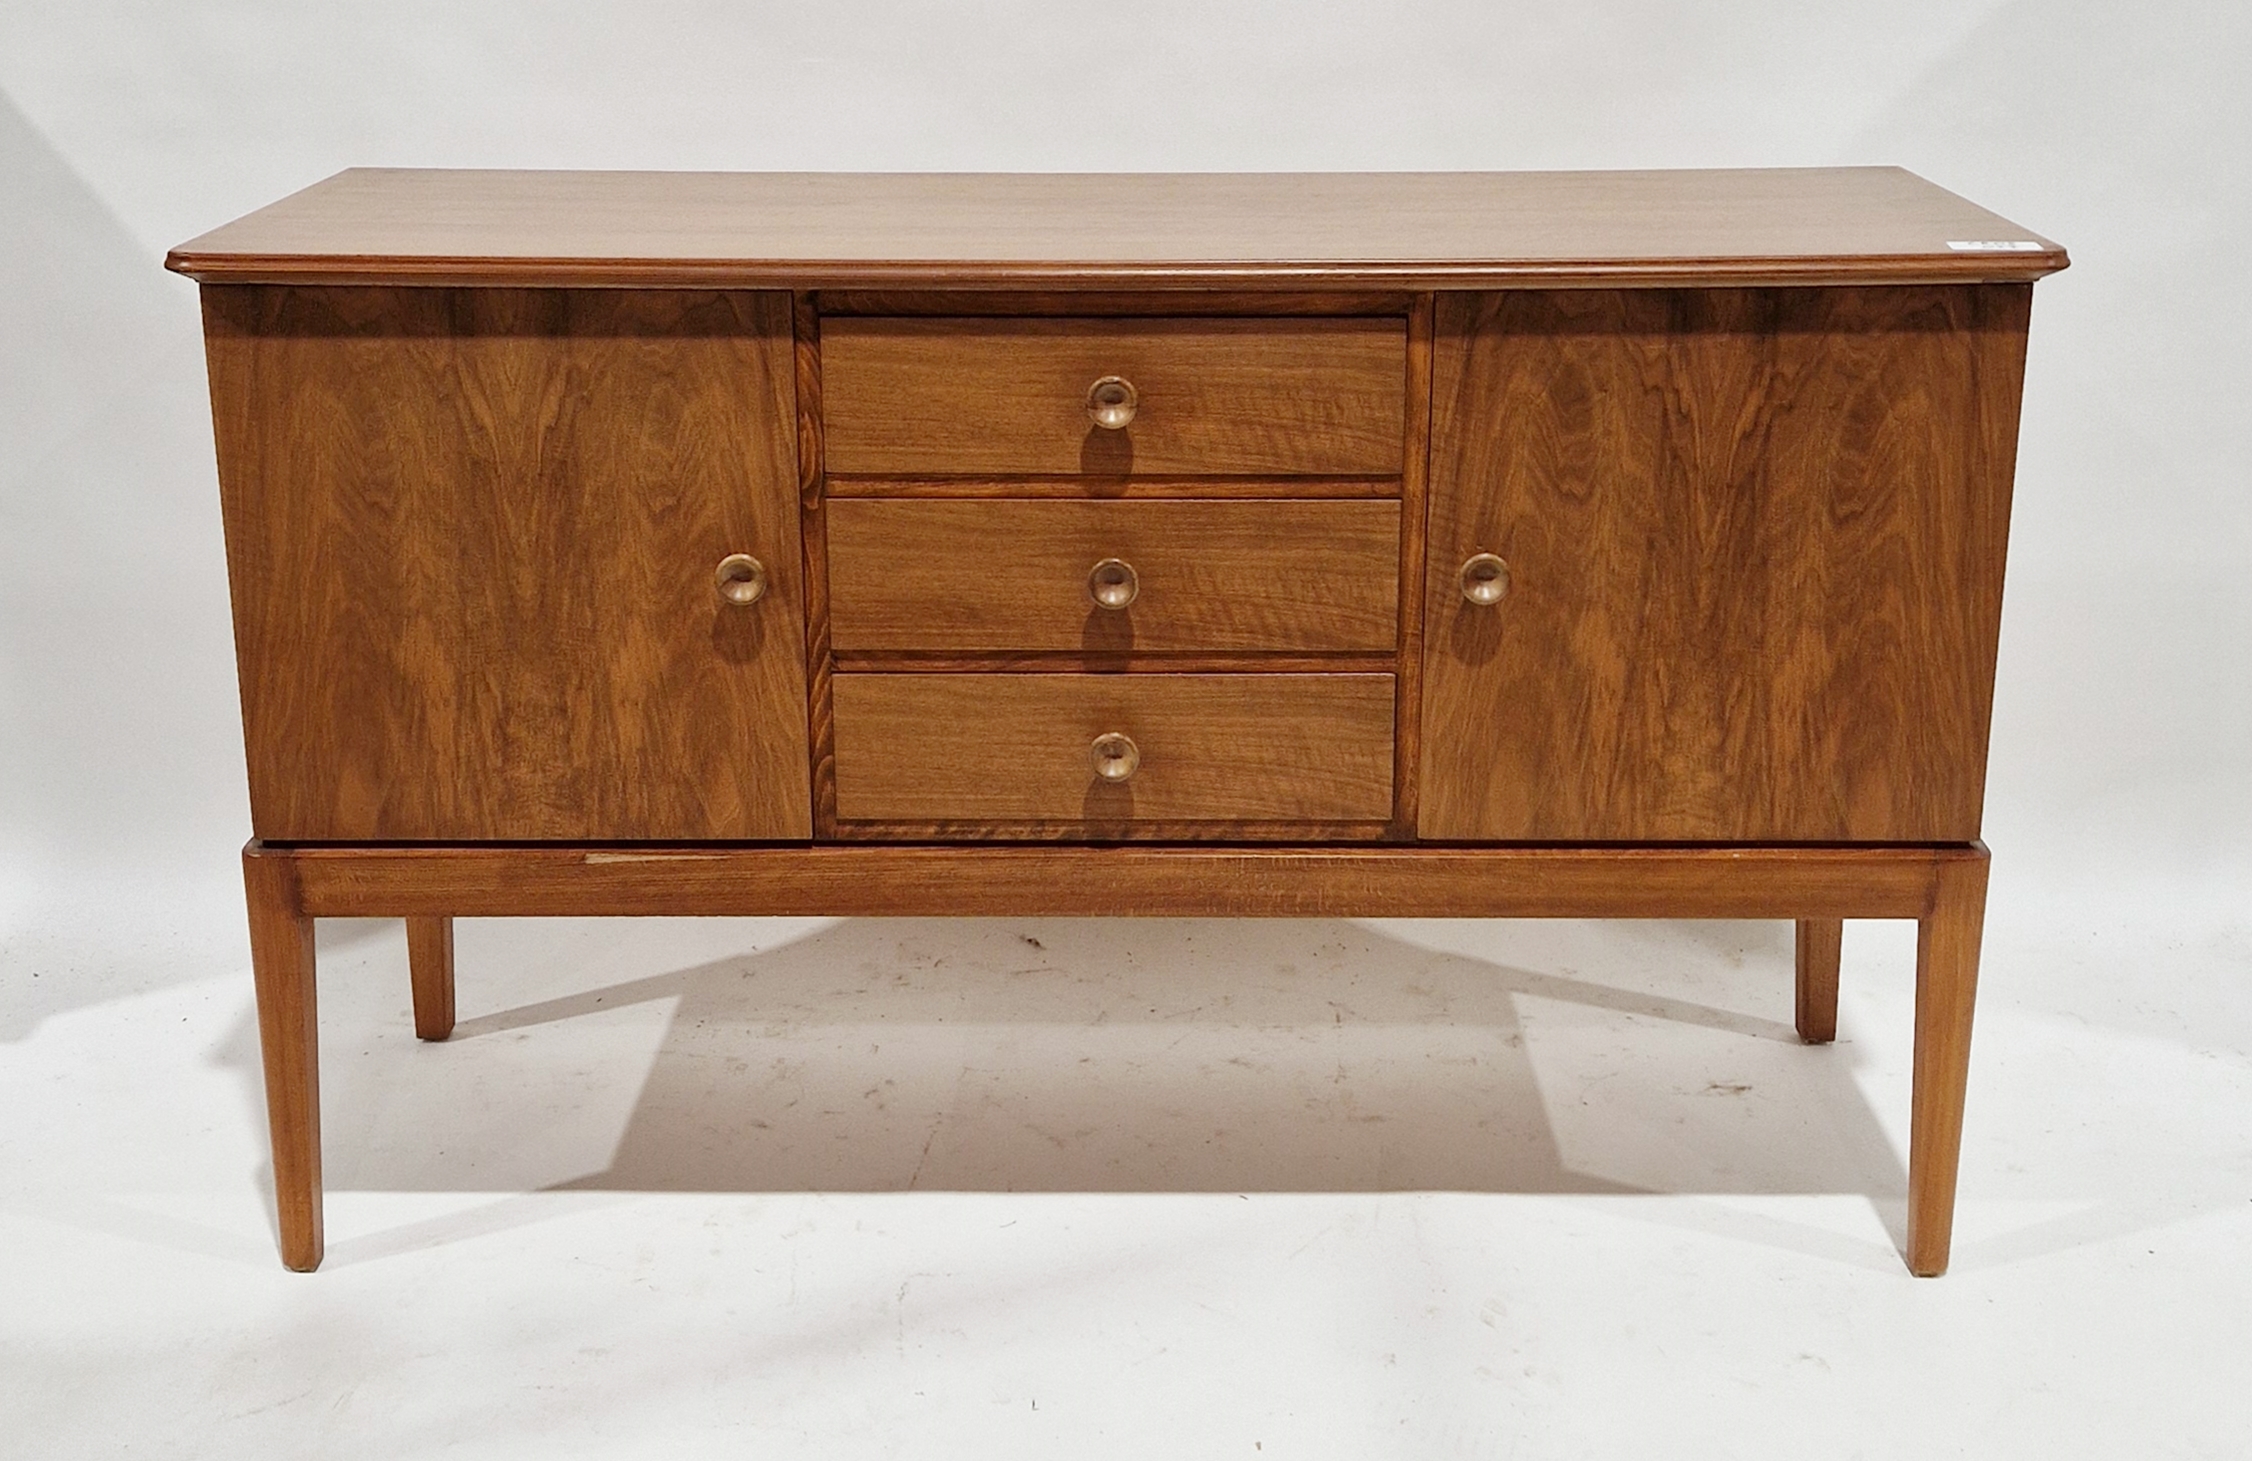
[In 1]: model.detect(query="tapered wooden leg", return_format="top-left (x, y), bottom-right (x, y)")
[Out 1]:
top-left (1905, 851), bottom-right (1989, 1277)
top-left (407, 916), bottom-right (456, 1041)
top-left (244, 847), bottom-right (322, 1272)
top-left (1794, 918), bottom-right (1842, 1044)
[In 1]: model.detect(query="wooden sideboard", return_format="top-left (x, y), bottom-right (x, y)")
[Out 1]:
top-left (168, 168), bottom-right (2066, 1273)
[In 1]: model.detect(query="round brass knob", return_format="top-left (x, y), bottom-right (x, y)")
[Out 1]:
top-left (1090, 732), bottom-right (1140, 783)
top-left (714, 553), bottom-right (768, 606)
top-left (1458, 552), bottom-right (1511, 607)
top-left (1087, 557), bottom-right (1139, 610)
top-left (1086, 375), bottom-right (1138, 430)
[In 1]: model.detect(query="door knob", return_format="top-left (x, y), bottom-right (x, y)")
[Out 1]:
top-left (714, 553), bottom-right (768, 606)
top-left (1458, 552), bottom-right (1511, 606)
top-left (1090, 732), bottom-right (1140, 783)
top-left (1087, 557), bottom-right (1139, 609)
top-left (1086, 375), bottom-right (1138, 430)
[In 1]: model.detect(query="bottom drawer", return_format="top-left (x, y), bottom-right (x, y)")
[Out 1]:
top-left (831, 673), bottom-right (1395, 825)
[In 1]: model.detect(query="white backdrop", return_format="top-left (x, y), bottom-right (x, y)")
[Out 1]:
top-left (4, 5), bottom-right (2252, 1449)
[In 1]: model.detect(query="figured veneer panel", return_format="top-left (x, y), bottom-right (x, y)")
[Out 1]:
top-left (1420, 285), bottom-right (2030, 842)
top-left (826, 498), bottom-right (1400, 652)
top-left (821, 316), bottom-right (1407, 476)
top-left (831, 674), bottom-right (1395, 825)
top-left (203, 286), bottom-right (811, 841)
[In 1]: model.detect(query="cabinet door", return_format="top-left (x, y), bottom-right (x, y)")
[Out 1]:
top-left (205, 287), bottom-right (810, 841)
top-left (1420, 287), bottom-right (2029, 842)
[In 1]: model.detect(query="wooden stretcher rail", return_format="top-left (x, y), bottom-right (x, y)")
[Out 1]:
top-left (263, 841), bottom-right (1981, 921)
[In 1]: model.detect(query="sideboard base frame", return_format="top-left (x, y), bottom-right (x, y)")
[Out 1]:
top-left (243, 839), bottom-right (1987, 1276)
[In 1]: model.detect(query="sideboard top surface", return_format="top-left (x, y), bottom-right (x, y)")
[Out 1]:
top-left (166, 167), bottom-right (2067, 289)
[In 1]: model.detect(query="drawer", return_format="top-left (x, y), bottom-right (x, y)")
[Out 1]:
top-left (821, 317), bottom-right (1407, 476)
top-left (828, 499), bottom-right (1400, 652)
top-left (831, 674), bottom-right (1395, 823)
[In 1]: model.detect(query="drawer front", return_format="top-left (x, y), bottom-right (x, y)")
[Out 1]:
top-left (822, 317), bottom-right (1407, 476)
top-left (828, 499), bottom-right (1400, 652)
top-left (832, 674), bottom-right (1395, 824)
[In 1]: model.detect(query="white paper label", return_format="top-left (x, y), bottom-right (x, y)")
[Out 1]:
top-left (1946, 240), bottom-right (2044, 251)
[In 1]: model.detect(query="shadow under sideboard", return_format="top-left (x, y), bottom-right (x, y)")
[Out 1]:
top-left (240, 916), bottom-right (1908, 1211)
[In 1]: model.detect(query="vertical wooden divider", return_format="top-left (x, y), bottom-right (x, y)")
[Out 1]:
top-left (1391, 294), bottom-right (1435, 838)
top-left (795, 291), bottom-right (836, 839)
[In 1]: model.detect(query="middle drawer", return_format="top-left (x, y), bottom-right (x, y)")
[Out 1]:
top-left (827, 498), bottom-right (1401, 653)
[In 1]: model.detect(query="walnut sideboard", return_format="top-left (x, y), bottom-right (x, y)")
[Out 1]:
top-left (168, 168), bottom-right (2066, 1273)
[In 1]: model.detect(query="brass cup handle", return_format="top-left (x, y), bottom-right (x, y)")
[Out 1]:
top-left (714, 552), bottom-right (768, 606)
top-left (1090, 731), bottom-right (1140, 783)
top-left (1087, 557), bottom-right (1139, 610)
top-left (1458, 552), bottom-right (1511, 607)
top-left (1086, 375), bottom-right (1138, 430)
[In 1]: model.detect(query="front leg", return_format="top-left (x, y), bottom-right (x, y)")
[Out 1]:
top-left (1905, 849), bottom-right (1990, 1277)
top-left (244, 846), bottom-right (322, 1271)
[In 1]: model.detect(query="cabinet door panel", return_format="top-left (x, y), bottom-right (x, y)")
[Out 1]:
top-left (205, 286), bottom-right (810, 840)
top-left (1420, 287), bottom-right (2029, 842)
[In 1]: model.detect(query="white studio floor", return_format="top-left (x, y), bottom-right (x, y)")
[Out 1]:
top-left (4, 873), bottom-right (2249, 1459)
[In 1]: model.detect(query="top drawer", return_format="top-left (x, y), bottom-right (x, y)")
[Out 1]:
top-left (822, 317), bottom-right (1408, 477)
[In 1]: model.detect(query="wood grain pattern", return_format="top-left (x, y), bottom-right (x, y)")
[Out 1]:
top-left (1391, 294), bottom-right (1435, 837)
top-left (167, 169), bottom-right (2068, 289)
top-left (1907, 851), bottom-right (1988, 1276)
top-left (818, 290), bottom-right (1417, 317)
top-left (1795, 917), bottom-right (1842, 1044)
top-left (795, 292), bottom-right (838, 839)
top-left (831, 652), bottom-right (1397, 674)
top-left (825, 475), bottom-right (1397, 499)
top-left (822, 317), bottom-right (1406, 476)
top-left (827, 499), bottom-right (1399, 652)
top-left (406, 916), bottom-right (455, 1042)
top-left (1420, 285), bottom-right (2031, 843)
top-left (203, 285), bottom-right (812, 841)
top-left (244, 848), bottom-right (321, 1271)
top-left (831, 674), bottom-right (1395, 825)
top-left (827, 820), bottom-right (1394, 844)
top-left (273, 839), bottom-right (1979, 920)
